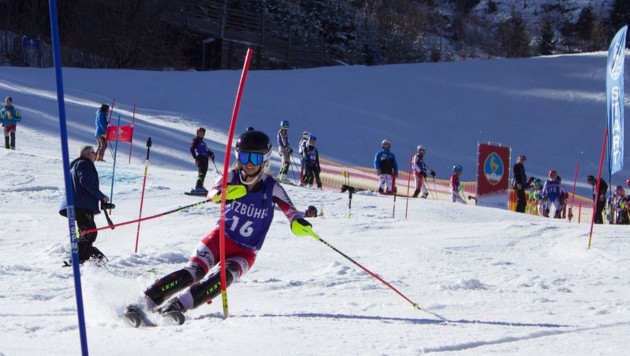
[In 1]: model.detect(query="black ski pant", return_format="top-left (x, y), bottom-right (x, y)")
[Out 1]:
top-left (195, 156), bottom-right (209, 189)
top-left (594, 201), bottom-right (605, 224)
top-left (74, 208), bottom-right (103, 263)
top-left (515, 186), bottom-right (527, 213)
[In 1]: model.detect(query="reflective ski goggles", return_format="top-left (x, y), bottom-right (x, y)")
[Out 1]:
top-left (237, 151), bottom-right (265, 166)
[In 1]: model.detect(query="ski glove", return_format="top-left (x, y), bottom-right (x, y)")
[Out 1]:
top-left (291, 218), bottom-right (313, 237)
top-left (430, 170), bottom-right (436, 178)
top-left (208, 151), bottom-right (215, 161)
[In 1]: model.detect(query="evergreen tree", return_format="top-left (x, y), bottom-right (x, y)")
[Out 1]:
top-left (575, 6), bottom-right (595, 42)
top-left (537, 16), bottom-right (555, 55)
top-left (610, 0), bottom-right (630, 33)
top-left (495, 11), bottom-right (531, 58)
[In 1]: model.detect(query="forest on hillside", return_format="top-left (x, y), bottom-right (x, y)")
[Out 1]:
top-left (1, 0), bottom-right (630, 70)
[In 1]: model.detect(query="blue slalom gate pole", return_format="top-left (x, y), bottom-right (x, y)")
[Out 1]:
top-left (109, 114), bottom-right (121, 207)
top-left (48, 0), bottom-right (89, 354)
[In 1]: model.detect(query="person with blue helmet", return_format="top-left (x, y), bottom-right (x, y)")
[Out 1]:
top-left (450, 165), bottom-right (466, 204)
top-left (374, 139), bottom-right (398, 195)
top-left (94, 104), bottom-right (110, 161)
top-left (276, 120), bottom-right (292, 182)
top-left (300, 135), bottom-right (322, 189)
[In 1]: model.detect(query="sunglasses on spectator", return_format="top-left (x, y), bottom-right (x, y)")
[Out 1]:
top-left (238, 151), bottom-right (264, 166)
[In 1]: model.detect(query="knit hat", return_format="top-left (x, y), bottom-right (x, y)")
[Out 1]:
top-left (5, 96), bottom-right (12, 103)
top-left (100, 104), bottom-right (109, 112)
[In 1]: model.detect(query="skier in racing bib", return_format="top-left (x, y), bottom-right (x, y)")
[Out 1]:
top-left (125, 130), bottom-right (312, 324)
top-left (541, 170), bottom-right (566, 218)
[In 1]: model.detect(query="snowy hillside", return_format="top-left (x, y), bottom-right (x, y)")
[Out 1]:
top-left (0, 51), bottom-right (629, 355)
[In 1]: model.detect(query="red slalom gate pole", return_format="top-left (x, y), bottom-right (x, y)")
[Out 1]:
top-left (588, 127), bottom-right (608, 249)
top-left (219, 48), bottom-right (253, 319)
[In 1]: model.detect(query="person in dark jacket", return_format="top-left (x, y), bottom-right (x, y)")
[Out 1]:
top-left (513, 155), bottom-right (528, 213)
top-left (190, 127), bottom-right (215, 193)
top-left (59, 145), bottom-right (110, 263)
top-left (587, 175), bottom-right (608, 224)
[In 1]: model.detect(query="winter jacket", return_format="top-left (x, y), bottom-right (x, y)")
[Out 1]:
top-left (95, 109), bottom-right (109, 137)
top-left (1, 105), bottom-right (22, 126)
top-left (374, 149), bottom-right (398, 176)
top-left (190, 137), bottom-right (214, 160)
top-left (277, 129), bottom-right (290, 150)
top-left (303, 145), bottom-right (320, 170)
top-left (59, 158), bottom-right (106, 215)
top-left (513, 162), bottom-right (527, 187)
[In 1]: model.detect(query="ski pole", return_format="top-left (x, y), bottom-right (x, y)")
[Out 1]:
top-left (290, 155), bottom-right (301, 185)
top-left (290, 220), bottom-right (446, 320)
top-left (341, 171), bottom-right (354, 218)
top-left (405, 154), bottom-right (412, 219)
top-left (134, 137), bottom-right (152, 253)
top-left (392, 174), bottom-right (397, 218)
top-left (80, 185), bottom-right (247, 236)
top-left (211, 158), bottom-right (219, 174)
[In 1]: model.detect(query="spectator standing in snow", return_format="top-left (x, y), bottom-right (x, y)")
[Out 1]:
top-left (298, 131), bottom-right (311, 179)
top-left (94, 104), bottom-right (110, 161)
top-left (512, 155), bottom-right (528, 213)
top-left (529, 178), bottom-right (545, 216)
top-left (541, 170), bottom-right (566, 218)
top-left (411, 145), bottom-right (436, 198)
top-left (125, 130), bottom-right (312, 320)
top-left (190, 127), bottom-right (215, 194)
top-left (276, 120), bottom-right (292, 182)
top-left (374, 139), bottom-right (398, 195)
top-left (300, 135), bottom-right (322, 189)
top-left (58, 145), bottom-right (110, 264)
top-left (587, 175), bottom-right (607, 224)
top-left (608, 185), bottom-right (630, 225)
top-left (1, 96), bottom-right (22, 150)
top-left (450, 165), bottom-right (466, 204)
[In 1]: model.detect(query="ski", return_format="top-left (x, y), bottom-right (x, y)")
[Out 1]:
top-left (122, 305), bottom-right (184, 328)
top-left (163, 311), bottom-right (186, 325)
top-left (122, 305), bottom-right (155, 328)
top-left (185, 190), bottom-right (207, 196)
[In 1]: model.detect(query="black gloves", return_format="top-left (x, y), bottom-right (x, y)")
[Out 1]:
top-left (209, 151), bottom-right (215, 160)
top-left (430, 170), bottom-right (436, 178)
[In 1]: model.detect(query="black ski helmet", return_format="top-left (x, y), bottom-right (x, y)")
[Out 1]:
top-left (235, 130), bottom-right (272, 154)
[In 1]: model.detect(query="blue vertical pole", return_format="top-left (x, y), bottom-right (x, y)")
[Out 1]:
top-left (48, 1), bottom-right (89, 355)
top-left (109, 114), bottom-right (121, 205)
